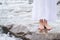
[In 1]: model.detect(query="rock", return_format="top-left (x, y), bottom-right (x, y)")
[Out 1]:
top-left (27, 32), bottom-right (60, 40)
top-left (10, 24), bottom-right (29, 33)
top-left (0, 2), bottom-right (2, 5)
top-left (57, 1), bottom-right (60, 5)
top-left (4, 24), bottom-right (14, 29)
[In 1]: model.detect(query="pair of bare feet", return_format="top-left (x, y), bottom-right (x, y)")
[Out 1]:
top-left (38, 19), bottom-right (52, 32)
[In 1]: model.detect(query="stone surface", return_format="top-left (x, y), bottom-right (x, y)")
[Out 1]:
top-left (30, 32), bottom-right (60, 40)
top-left (10, 24), bottom-right (29, 33)
top-left (0, 22), bottom-right (60, 40)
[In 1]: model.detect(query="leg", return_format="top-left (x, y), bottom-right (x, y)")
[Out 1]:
top-left (38, 19), bottom-right (44, 31)
top-left (44, 19), bottom-right (52, 30)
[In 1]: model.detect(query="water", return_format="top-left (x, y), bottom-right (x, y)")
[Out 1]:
top-left (0, 33), bottom-right (16, 40)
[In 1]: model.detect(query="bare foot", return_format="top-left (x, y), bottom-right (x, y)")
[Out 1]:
top-left (38, 19), bottom-right (44, 31)
top-left (44, 19), bottom-right (52, 30)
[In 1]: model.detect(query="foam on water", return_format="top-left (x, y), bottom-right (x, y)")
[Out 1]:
top-left (0, 33), bottom-right (16, 40)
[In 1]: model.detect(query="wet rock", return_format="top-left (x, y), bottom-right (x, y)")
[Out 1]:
top-left (1, 24), bottom-right (14, 34)
top-left (0, 3), bottom-right (2, 5)
top-left (29, 32), bottom-right (60, 40)
top-left (2, 27), bottom-right (9, 34)
top-left (10, 24), bottom-right (29, 33)
top-left (57, 1), bottom-right (60, 5)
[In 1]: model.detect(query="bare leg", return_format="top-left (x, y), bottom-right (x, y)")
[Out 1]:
top-left (44, 19), bottom-right (52, 30)
top-left (38, 19), bottom-right (44, 31)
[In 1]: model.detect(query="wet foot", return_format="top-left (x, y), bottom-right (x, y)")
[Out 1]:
top-left (38, 19), bottom-right (44, 31)
top-left (44, 19), bottom-right (52, 30)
